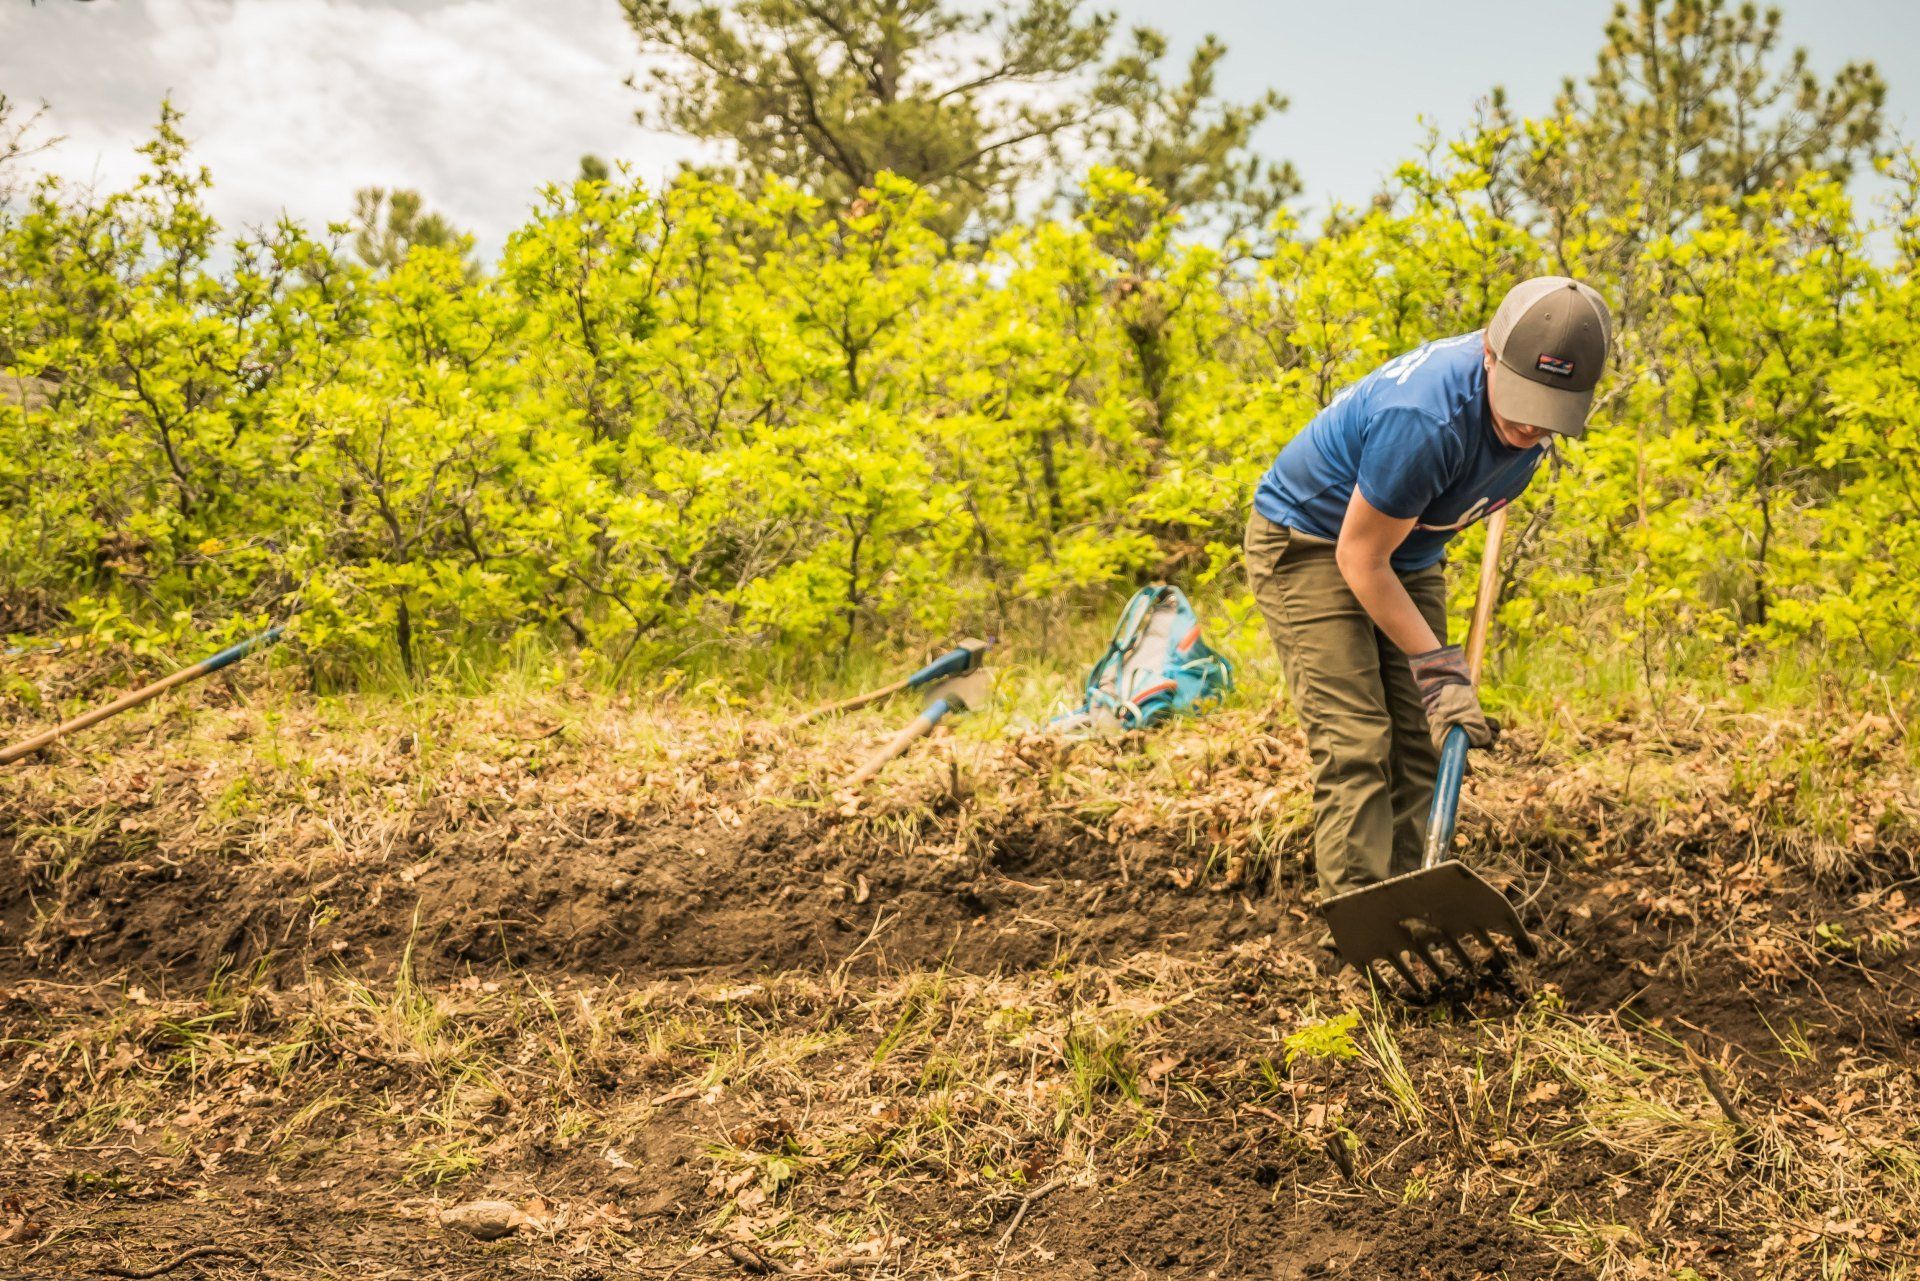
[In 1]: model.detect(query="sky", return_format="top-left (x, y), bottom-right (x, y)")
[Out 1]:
top-left (3, 0), bottom-right (1917, 260)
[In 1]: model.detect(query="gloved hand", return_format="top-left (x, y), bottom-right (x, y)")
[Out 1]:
top-left (1408, 644), bottom-right (1499, 754)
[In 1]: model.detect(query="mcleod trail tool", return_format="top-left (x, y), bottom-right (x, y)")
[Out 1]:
top-left (1321, 508), bottom-right (1538, 997)
top-left (794, 638), bottom-right (991, 726)
top-left (842, 668), bottom-right (990, 789)
top-left (1, 626), bottom-right (285, 767)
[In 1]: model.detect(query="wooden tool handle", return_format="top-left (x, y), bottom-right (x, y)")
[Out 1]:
top-left (1421, 507), bottom-right (1508, 868)
top-left (794, 674), bottom-right (912, 726)
top-left (1464, 506), bottom-right (1507, 686)
top-left (1, 627), bottom-right (283, 767)
top-left (795, 639), bottom-right (990, 727)
top-left (843, 701), bottom-right (950, 788)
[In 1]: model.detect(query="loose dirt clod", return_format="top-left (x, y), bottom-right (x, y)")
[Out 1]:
top-left (437, 1200), bottom-right (530, 1240)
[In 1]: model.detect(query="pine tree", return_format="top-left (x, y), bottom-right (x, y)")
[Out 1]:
top-left (1084, 29), bottom-right (1298, 247)
top-left (623, 0), bottom-right (1113, 229)
top-left (351, 187), bottom-right (478, 278)
top-left (1482, 0), bottom-right (1885, 241)
top-left (623, 0), bottom-right (1293, 239)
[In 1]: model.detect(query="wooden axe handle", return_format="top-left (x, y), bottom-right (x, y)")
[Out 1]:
top-left (793, 674), bottom-right (912, 726)
top-left (843, 706), bottom-right (942, 788)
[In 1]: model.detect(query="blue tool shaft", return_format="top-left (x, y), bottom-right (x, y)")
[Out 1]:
top-left (202, 626), bottom-right (284, 673)
top-left (1420, 507), bottom-right (1506, 869)
top-left (905, 645), bottom-right (976, 688)
top-left (795, 639), bottom-right (988, 725)
top-left (1421, 725), bottom-right (1470, 869)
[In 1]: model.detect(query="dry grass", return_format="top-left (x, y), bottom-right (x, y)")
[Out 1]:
top-left (5, 945), bottom-right (1915, 1277)
top-left (1, 648), bottom-right (1918, 1275)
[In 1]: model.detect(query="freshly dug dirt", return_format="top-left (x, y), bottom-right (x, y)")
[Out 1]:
top-left (1, 683), bottom-right (1917, 1278)
top-left (1, 795), bottom-right (1289, 986)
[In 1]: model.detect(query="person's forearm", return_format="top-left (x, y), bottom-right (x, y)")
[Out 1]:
top-left (1336, 552), bottom-right (1444, 656)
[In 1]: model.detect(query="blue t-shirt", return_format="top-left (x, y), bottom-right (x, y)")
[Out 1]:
top-left (1253, 331), bottom-right (1546, 571)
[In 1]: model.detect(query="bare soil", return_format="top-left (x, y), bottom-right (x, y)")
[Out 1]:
top-left (1, 677), bottom-right (1916, 1279)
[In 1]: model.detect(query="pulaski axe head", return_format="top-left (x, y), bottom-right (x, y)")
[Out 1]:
top-left (934, 668), bottom-right (992, 712)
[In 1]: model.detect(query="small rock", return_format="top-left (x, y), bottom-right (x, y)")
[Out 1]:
top-left (439, 1200), bottom-right (528, 1241)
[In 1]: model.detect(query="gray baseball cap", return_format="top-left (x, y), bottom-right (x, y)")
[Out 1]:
top-left (1486, 277), bottom-right (1614, 438)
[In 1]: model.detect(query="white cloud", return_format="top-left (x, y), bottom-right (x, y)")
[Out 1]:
top-left (3, 0), bottom-right (711, 260)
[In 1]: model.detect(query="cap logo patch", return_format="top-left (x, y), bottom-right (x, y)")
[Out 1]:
top-left (1535, 353), bottom-right (1575, 378)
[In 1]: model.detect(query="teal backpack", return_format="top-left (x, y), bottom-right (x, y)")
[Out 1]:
top-left (1051, 584), bottom-right (1233, 735)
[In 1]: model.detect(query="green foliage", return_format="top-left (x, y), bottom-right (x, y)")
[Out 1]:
top-left (4, 84), bottom-right (1920, 699)
top-left (624, 0), bottom-right (1115, 231)
top-left (1284, 1011), bottom-right (1361, 1068)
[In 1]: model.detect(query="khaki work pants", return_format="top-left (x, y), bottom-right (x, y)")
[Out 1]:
top-left (1243, 510), bottom-right (1448, 899)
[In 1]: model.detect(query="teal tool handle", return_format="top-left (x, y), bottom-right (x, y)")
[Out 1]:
top-left (202, 625), bottom-right (285, 674)
top-left (905, 644), bottom-right (977, 689)
top-left (1421, 724), bottom-right (1470, 869)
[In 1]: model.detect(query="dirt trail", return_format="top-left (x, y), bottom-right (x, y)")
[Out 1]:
top-left (1, 797), bottom-right (1285, 987)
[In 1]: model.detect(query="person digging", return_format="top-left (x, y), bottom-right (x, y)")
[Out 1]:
top-left (1243, 277), bottom-right (1613, 964)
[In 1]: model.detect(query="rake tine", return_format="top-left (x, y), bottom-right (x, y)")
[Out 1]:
top-left (1409, 936), bottom-right (1450, 985)
top-left (1479, 920), bottom-right (1537, 959)
top-left (1382, 950), bottom-right (1425, 999)
top-left (1438, 929), bottom-right (1478, 974)
top-left (1363, 960), bottom-right (1394, 995)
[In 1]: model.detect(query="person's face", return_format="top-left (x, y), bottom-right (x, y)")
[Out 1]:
top-left (1483, 350), bottom-right (1554, 449)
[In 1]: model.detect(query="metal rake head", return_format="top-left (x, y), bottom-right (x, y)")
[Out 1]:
top-left (1323, 862), bottom-right (1538, 1001)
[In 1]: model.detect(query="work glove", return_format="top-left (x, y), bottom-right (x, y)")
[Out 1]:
top-left (1408, 644), bottom-right (1499, 755)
